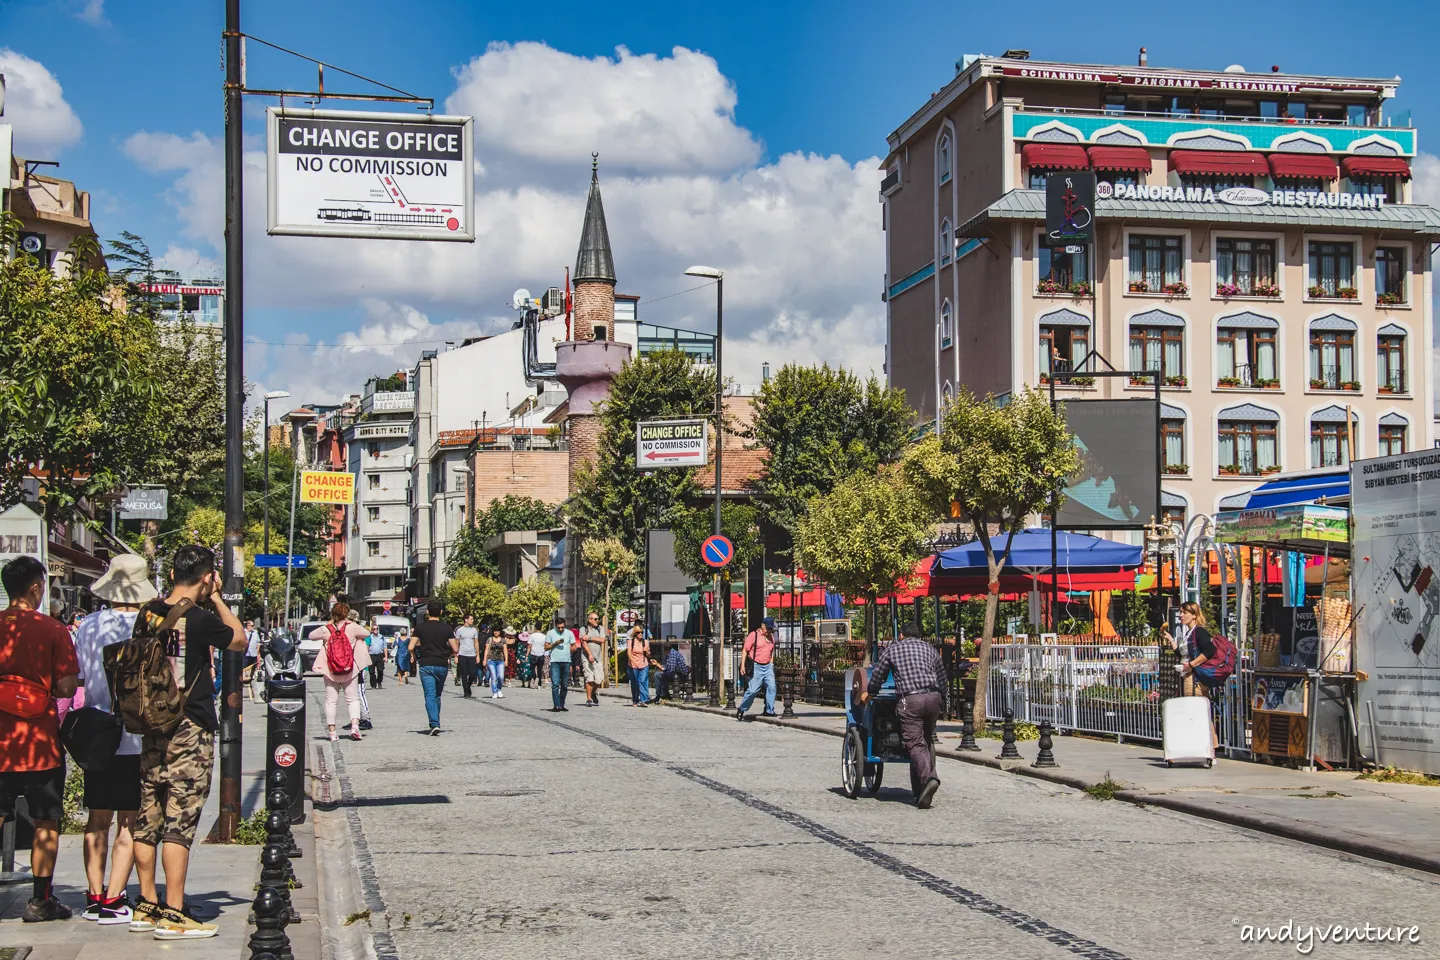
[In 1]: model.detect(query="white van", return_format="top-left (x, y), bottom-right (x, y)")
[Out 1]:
top-left (370, 614), bottom-right (413, 656)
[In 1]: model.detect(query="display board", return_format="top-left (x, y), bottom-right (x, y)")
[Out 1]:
top-left (1351, 449), bottom-right (1440, 774)
top-left (1055, 399), bottom-right (1159, 529)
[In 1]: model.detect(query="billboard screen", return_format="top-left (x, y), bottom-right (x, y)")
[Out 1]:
top-left (1056, 399), bottom-right (1159, 529)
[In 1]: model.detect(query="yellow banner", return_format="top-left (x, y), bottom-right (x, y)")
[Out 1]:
top-left (299, 470), bottom-right (355, 504)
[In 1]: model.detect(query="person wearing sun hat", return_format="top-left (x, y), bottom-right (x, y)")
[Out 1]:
top-left (73, 553), bottom-right (157, 925)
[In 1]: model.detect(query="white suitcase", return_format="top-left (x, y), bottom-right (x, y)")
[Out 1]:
top-left (1162, 696), bottom-right (1215, 768)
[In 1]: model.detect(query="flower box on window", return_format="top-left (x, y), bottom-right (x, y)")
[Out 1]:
top-left (1217, 376), bottom-right (1242, 387)
top-left (1253, 282), bottom-right (1280, 298)
top-left (1309, 378), bottom-right (1328, 389)
top-left (1377, 385), bottom-right (1395, 395)
top-left (1218, 464), bottom-right (1242, 475)
top-left (1069, 281), bottom-right (1093, 297)
top-left (1037, 278), bottom-right (1067, 294)
top-left (1261, 464), bottom-right (1283, 476)
top-left (1216, 282), bottom-right (1242, 298)
top-left (1164, 463), bottom-right (1189, 476)
top-left (1164, 375), bottom-right (1187, 388)
top-left (1378, 291), bottom-right (1405, 306)
top-left (1129, 375), bottom-right (1154, 386)
top-left (1341, 381), bottom-right (1361, 392)
top-left (1128, 280), bottom-right (1150, 294)
top-left (1162, 281), bottom-right (1188, 297)
top-left (1068, 376), bottom-right (1096, 386)
top-left (1254, 378), bottom-right (1280, 389)
top-left (1336, 287), bottom-right (1359, 300)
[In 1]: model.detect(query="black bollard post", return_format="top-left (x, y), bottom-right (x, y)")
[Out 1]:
top-left (1033, 718), bottom-right (1059, 768)
top-left (998, 707), bottom-right (1021, 760)
top-left (268, 788), bottom-right (302, 861)
top-left (780, 666), bottom-right (796, 719)
top-left (247, 887), bottom-right (290, 960)
top-left (266, 810), bottom-right (300, 888)
top-left (957, 698), bottom-right (981, 752)
top-left (261, 844), bottom-right (300, 928)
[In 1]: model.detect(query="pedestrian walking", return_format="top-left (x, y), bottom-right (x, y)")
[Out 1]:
top-left (366, 626), bottom-right (387, 689)
top-left (242, 620), bottom-right (260, 697)
top-left (857, 624), bottom-right (945, 809)
top-left (504, 626), bottom-right (519, 682)
top-left (484, 626), bottom-right (507, 699)
top-left (411, 602), bottom-right (458, 734)
top-left (394, 626), bottom-right (412, 683)
top-left (73, 555), bottom-right (153, 925)
top-left (309, 603), bottom-right (371, 742)
top-left (1161, 602), bottom-right (1228, 750)
top-left (130, 544), bottom-right (248, 939)
top-left (0, 556), bottom-right (81, 923)
top-left (658, 643), bottom-right (690, 701)
top-left (736, 617), bottom-right (779, 721)
top-left (626, 626), bottom-right (653, 706)
top-left (455, 614), bottom-right (480, 698)
top-left (579, 611), bottom-right (606, 706)
top-left (527, 627), bottom-right (547, 687)
top-left (544, 617), bottom-right (577, 711)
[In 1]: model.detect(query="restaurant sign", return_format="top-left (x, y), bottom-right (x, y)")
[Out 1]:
top-left (1097, 182), bottom-right (1388, 208)
top-left (1214, 503), bottom-right (1349, 544)
top-left (995, 65), bottom-right (1392, 96)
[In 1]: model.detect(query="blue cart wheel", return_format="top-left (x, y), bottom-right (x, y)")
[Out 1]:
top-left (864, 762), bottom-right (884, 794)
top-left (842, 728), bottom-right (863, 799)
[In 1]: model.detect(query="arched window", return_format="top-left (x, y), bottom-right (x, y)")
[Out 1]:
top-left (1379, 413), bottom-right (1408, 456)
top-left (1217, 403), bottom-right (1280, 476)
top-left (1310, 405), bottom-right (1358, 467)
top-left (940, 299), bottom-right (954, 348)
top-left (1308, 315), bottom-right (1358, 390)
top-left (938, 133), bottom-right (952, 184)
top-left (940, 218), bottom-right (953, 265)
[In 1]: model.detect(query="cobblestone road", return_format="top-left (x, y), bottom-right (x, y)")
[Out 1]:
top-left (317, 682), bottom-right (1440, 960)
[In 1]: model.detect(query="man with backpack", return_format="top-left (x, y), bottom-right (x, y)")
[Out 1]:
top-left (121, 545), bottom-right (246, 940)
top-left (0, 555), bottom-right (80, 922)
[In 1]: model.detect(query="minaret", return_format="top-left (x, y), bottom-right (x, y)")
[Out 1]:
top-left (571, 155), bottom-right (616, 341)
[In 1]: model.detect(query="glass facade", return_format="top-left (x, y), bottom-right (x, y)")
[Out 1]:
top-left (637, 322), bottom-right (717, 363)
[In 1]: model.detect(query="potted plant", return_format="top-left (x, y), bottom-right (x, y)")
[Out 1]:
top-left (1216, 282), bottom-right (1242, 298)
top-left (1164, 463), bottom-right (1189, 475)
top-left (1337, 286), bottom-right (1359, 300)
top-left (1165, 374), bottom-right (1187, 388)
top-left (1069, 280), bottom-right (1093, 296)
top-left (1377, 384), bottom-right (1394, 395)
top-left (1378, 291), bottom-right (1404, 306)
top-left (1262, 464), bottom-right (1283, 475)
top-left (1218, 463), bottom-right (1241, 475)
top-left (1308, 284), bottom-right (1328, 298)
top-left (1342, 380), bottom-right (1361, 391)
top-left (1253, 282), bottom-right (1281, 298)
top-left (1039, 373), bottom-right (1052, 385)
top-left (1163, 280), bottom-right (1189, 296)
top-left (1128, 280), bottom-right (1149, 293)
top-left (1070, 376), bottom-right (1096, 386)
top-left (1217, 375), bottom-right (1242, 387)
top-left (1129, 375), bottom-right (1152, 386)
top-left (1037, 278), bottom-right (1067, 294)
top-left (1310, 377), bottom-right (1329, 389)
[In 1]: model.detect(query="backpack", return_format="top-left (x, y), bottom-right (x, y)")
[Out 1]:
top-left (1202, 630), bottom-right (1237, 683)
top-left (325, 623), bottom-right (356, 675)
top-left (104, 599), bottom-right (203, 736)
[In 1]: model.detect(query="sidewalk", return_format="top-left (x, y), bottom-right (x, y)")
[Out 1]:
top-left (621, 689), bottom-right (1440, 876)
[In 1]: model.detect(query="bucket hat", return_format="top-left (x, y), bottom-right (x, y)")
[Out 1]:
top-left (90, 554), bottom-right (158, 605)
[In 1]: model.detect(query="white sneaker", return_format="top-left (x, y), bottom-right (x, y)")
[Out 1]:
top-left (496, 691), bottom-right (504, 699)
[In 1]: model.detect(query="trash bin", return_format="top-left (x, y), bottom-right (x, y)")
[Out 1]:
top-left (265, 676), bottom-right (307, 823)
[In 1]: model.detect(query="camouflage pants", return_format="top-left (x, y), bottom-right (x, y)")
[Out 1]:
top-left (135, 717), bottom-right (215, 849)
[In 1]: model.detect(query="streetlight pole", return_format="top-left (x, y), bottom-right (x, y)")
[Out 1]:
top-left (261, 391), bottom-right (291, 638)
top-left (685, 266), bottom-right (724, 706)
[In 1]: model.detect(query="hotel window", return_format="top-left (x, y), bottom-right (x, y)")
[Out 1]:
top-left (1215, 238), bottom-right (1278, 296)
top-left (1162, 417), bottom-right (1186, 473)
top-left (1379, 419), bottom-right (1408, 456)
top-left (367, 506), bottom-right (380, 522)
top-left (1177, 173), bottom-right (1253, 191)
top-left (1218, 415), bottom-right (1279, 476)
top-left (1029, 167), bottom-right (1083, 190)
top-left (1350, 176), bottom-right (1398, 200)
top-left (1375, 247), bottom-right (1407, 304)
top-left (367, 540), bottom-right (380, 558)
top-left (1378, 330), bottom-right (1406, 392)
top-left (1216, 323), bottom-right (1278, 387)
top-left (1309, 321), bottom-right (1357, 389)
top-left (1038, 245), bottom-right (1088, 292)
top-left (1128, 235), bottom-right (1183, 292)
top-left (1095, 170), bottom-right (1140, 188)
top-left (1129, 324), bottom-right (1185, 382)
top-left (1040, 323), bottom-right (1088, 375)
top-left (1310, 414), bottom-right (1353, 468)
top-left (366, 441), bottom-right (381, 459)
top-left (940, 300), bottom-right (953, 349)
top-left (367, 473), bottom-right (380, 489)
top-left (938, 134), bottom-right (951, 185)
top-left (940, 218), bottom-right (952, 265)
top-left (1308, 241), bottom-right (1355, 297)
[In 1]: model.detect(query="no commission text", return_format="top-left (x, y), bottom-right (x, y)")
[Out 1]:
top-left (295, 157), bottom-right (451, 177)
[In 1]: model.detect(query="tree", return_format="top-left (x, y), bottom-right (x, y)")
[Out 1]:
top-left (749, 364), bottom-right (913, 532)
top-left (0, 217), bottom-right (162, 524)
top-left (580, 537), bottom-right (638, 684)
top-left (504, 575), bottom-right (562, 631)
top-left (445, 495), bottom-right (558, 580)
top-left (793, 468), bottom-right (933, 651)
top-left (902, 387), bottom-right (1078, 728)
top-left (439, 570), bottom-right (508, 624)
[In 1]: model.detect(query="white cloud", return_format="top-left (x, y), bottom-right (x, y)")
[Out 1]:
top-left (121, 131), bottom-right (224, 245)
top-left (1412, 152), bottom-right (1440, 208)
top-left (156, 244), bottom-right (221, 280)
top-left (74, 0), bottom-right (107, 26)
top-left (0, 49), bottom-right (83, 157)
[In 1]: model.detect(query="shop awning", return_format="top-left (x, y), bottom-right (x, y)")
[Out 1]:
top-left (1021, 143), bottom-right (1090, 171)
top-left (1168, 149), bottom-right (1271, 176)
top-left (1088, 146), bottom-right (1151, 172)
top-left (1268, 154), bottom-right (1338, 180)
top-left (1341, 156), bottom-right (1412, 179)
top-left (1238, 468), bottom-right (1349, 510)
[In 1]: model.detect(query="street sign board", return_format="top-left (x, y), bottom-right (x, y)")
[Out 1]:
top-left (119, 487), bottom-right (169, 520)
top-left (382, 600), bottom-right (392, 613)
top-left (300, 471), bottom-right (356, 504)
top-left (1045, 172), bottom-right (1095, 247)
top-left (254, 554), bottom-right (309, 569)
top-left (0, 502), bottom-right (45, 607)
top-left (701, 534), bottom-right (734, 569)
top-left (635, 419), bottom-right (709, 469)
top-left (266, 107), bottom-right (475, 242)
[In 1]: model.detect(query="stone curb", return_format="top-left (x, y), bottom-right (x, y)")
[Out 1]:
top-left (637, 692), bottom-right (1440, 877)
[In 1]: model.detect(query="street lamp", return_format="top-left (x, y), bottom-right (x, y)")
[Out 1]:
top-left (261, 390), bottom-right (291, 637)
top-left (685, 265), bottom-right (724, 706)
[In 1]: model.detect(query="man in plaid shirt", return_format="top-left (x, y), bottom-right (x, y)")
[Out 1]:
top-left (859, 625), bottom-right (945, 808)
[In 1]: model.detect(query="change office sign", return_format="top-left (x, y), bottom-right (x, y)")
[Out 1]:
top-left (267, 108), bottom-right (475, 241)
top-left (635, 419), bottom-right (709, 470)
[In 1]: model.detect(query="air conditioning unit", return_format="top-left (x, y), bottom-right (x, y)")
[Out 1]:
top-left (542, 287), bottom-right (565, 315)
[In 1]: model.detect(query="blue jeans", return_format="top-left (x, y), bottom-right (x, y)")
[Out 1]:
top-left (739, 662), bottom-right (776, 714)
top-left (549, 662), bottom-right (570, 708)
top-left (487, 660), bottom-right (505, 694)
top-left (630, 664), bottom-right (650, 704)
top-left (419, 665), bottom-right (448, 728)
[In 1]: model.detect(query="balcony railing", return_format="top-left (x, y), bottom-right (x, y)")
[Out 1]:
top-left (1217, 364), bottom-right (1279, 389)
top-left (1378, 373), bottom-right (1407, 394)
top-left (1308, 364), bottom-right (1360, 392)
top-left (880, 170), bottom-right (901, 196)
top-left (1217, 453), bottom-right (1281, 478)
top-left (1020, 103), bottom-right (1398, 129)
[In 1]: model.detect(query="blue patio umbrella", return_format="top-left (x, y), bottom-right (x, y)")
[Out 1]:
top-left (931, 528), bottom-right (1142, 576)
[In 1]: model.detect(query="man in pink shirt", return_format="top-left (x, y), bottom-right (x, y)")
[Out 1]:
top-left (736, 617), bottom-right (778, 721)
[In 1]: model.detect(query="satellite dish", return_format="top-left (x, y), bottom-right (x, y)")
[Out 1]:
top-left (511, 288), bottom-right (532, 311)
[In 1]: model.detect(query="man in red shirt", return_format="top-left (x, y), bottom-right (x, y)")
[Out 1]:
top-left (736, 616), bottom-right (779, 721)
top-left (0, 555), bottom-right (81, 922)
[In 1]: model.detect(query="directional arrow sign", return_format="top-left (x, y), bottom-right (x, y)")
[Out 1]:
top-left (254, 554), bottom-right (309, 569)
top-left (635, 419), bottom-right (708, 470)
top-left (701, 534), bottom-right (734, 569)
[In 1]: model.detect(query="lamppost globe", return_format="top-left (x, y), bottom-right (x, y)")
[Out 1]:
top-left (264, 389), bottom-right (291, 401)
top-left (684, 265), bottom-right (723, 279)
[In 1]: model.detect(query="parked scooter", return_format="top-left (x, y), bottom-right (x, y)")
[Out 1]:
top-left (251, 631), bottom-right (305, 703)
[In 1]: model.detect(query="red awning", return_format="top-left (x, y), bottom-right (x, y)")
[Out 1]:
top-left (1341, 156), bottom-right (1412, 180)
top-left (1268, 154), bottom-right (1338, 180)
top-left (1168, 150), bottom-right (1270, 176)
top-left (1088, 146), bottom-right (1151, 172)
top-left (1022, 143), bottom-right (1090, 171)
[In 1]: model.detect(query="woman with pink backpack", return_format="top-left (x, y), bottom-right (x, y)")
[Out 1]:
top-left (309, 602), bottom-right (372, 742)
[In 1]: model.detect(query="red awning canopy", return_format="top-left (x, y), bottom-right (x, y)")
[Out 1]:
top-left (1168, 150), bottom-right (1270, 176)
top-left (1022, 143), bottom-right (1090, 171)
top-left (1088, 146), bottom-right (1151, 172)
top-left (1341, 156), bottom-right (1412, 180)
top-left (1268, 154), bottom-right (1338, 180)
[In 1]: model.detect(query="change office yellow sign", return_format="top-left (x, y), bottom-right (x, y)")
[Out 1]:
top-left (299, 471), bottom-right (356, 504)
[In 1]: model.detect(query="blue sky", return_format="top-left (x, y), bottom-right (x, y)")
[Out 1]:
top-left (3, 0), bottom-right (1437, 401)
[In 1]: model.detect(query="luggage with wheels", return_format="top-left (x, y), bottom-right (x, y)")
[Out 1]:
top-left (1163, 696), bottom-right (1215, 768)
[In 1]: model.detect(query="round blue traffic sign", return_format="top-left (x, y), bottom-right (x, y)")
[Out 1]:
top-left (701, 534), bottom-right (734, 569)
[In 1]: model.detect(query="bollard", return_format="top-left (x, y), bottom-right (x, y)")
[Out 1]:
top-left (266, 810), bottom-right (300, 888)
top-left (1032, 718), bottom-right (1059, 768)
top-left (780, 669), bottom-right (796, 719)
top-left (998, 708), bottom-right (1021, 760)
top-left (261, 844), bottom-right (300, 927)
top-left (247, 887), bottom-right (290, 960)
top-left (268, 788), bottom-right (302, 861)
top-left (266, 679), bottom-right (307, 824)
top-left (956, 698), bottom-right (981, 752)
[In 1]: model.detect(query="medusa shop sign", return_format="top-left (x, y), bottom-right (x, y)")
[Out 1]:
top-left (1096, 181), bottom-right (1389, 208)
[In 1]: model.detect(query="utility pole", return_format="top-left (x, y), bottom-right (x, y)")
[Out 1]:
top-left (217, 0), bottom-right (245, 843)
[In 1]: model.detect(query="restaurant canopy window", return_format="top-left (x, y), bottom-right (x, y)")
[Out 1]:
top-left (1023, 143), bottom-right (1089, 189)
top-left (1268, 154), bottom-right (1339, 189)
top-left (1089, 146), bottom-right (1151, 188)
top-left (1170, 149), bottom-right (1268, 190)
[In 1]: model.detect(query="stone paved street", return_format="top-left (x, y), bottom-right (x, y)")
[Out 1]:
top-left (315, 681), bottom-right (1440, 960)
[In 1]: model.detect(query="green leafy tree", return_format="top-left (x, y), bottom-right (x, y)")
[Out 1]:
top-left (793, 468), bottom-right (933, 651)
top-left (503, 576), bottom-right (562, 631)
top-left (439, 570), bottom-right (508, 623)
top-left (902, 387), bottom-right (1078, 727)
top-left (580, 537), bottom-right (639, 683)
top-left (749, 364), bottom-right (913, 531)
top-left (446, 495), bottom-right (559, 580)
